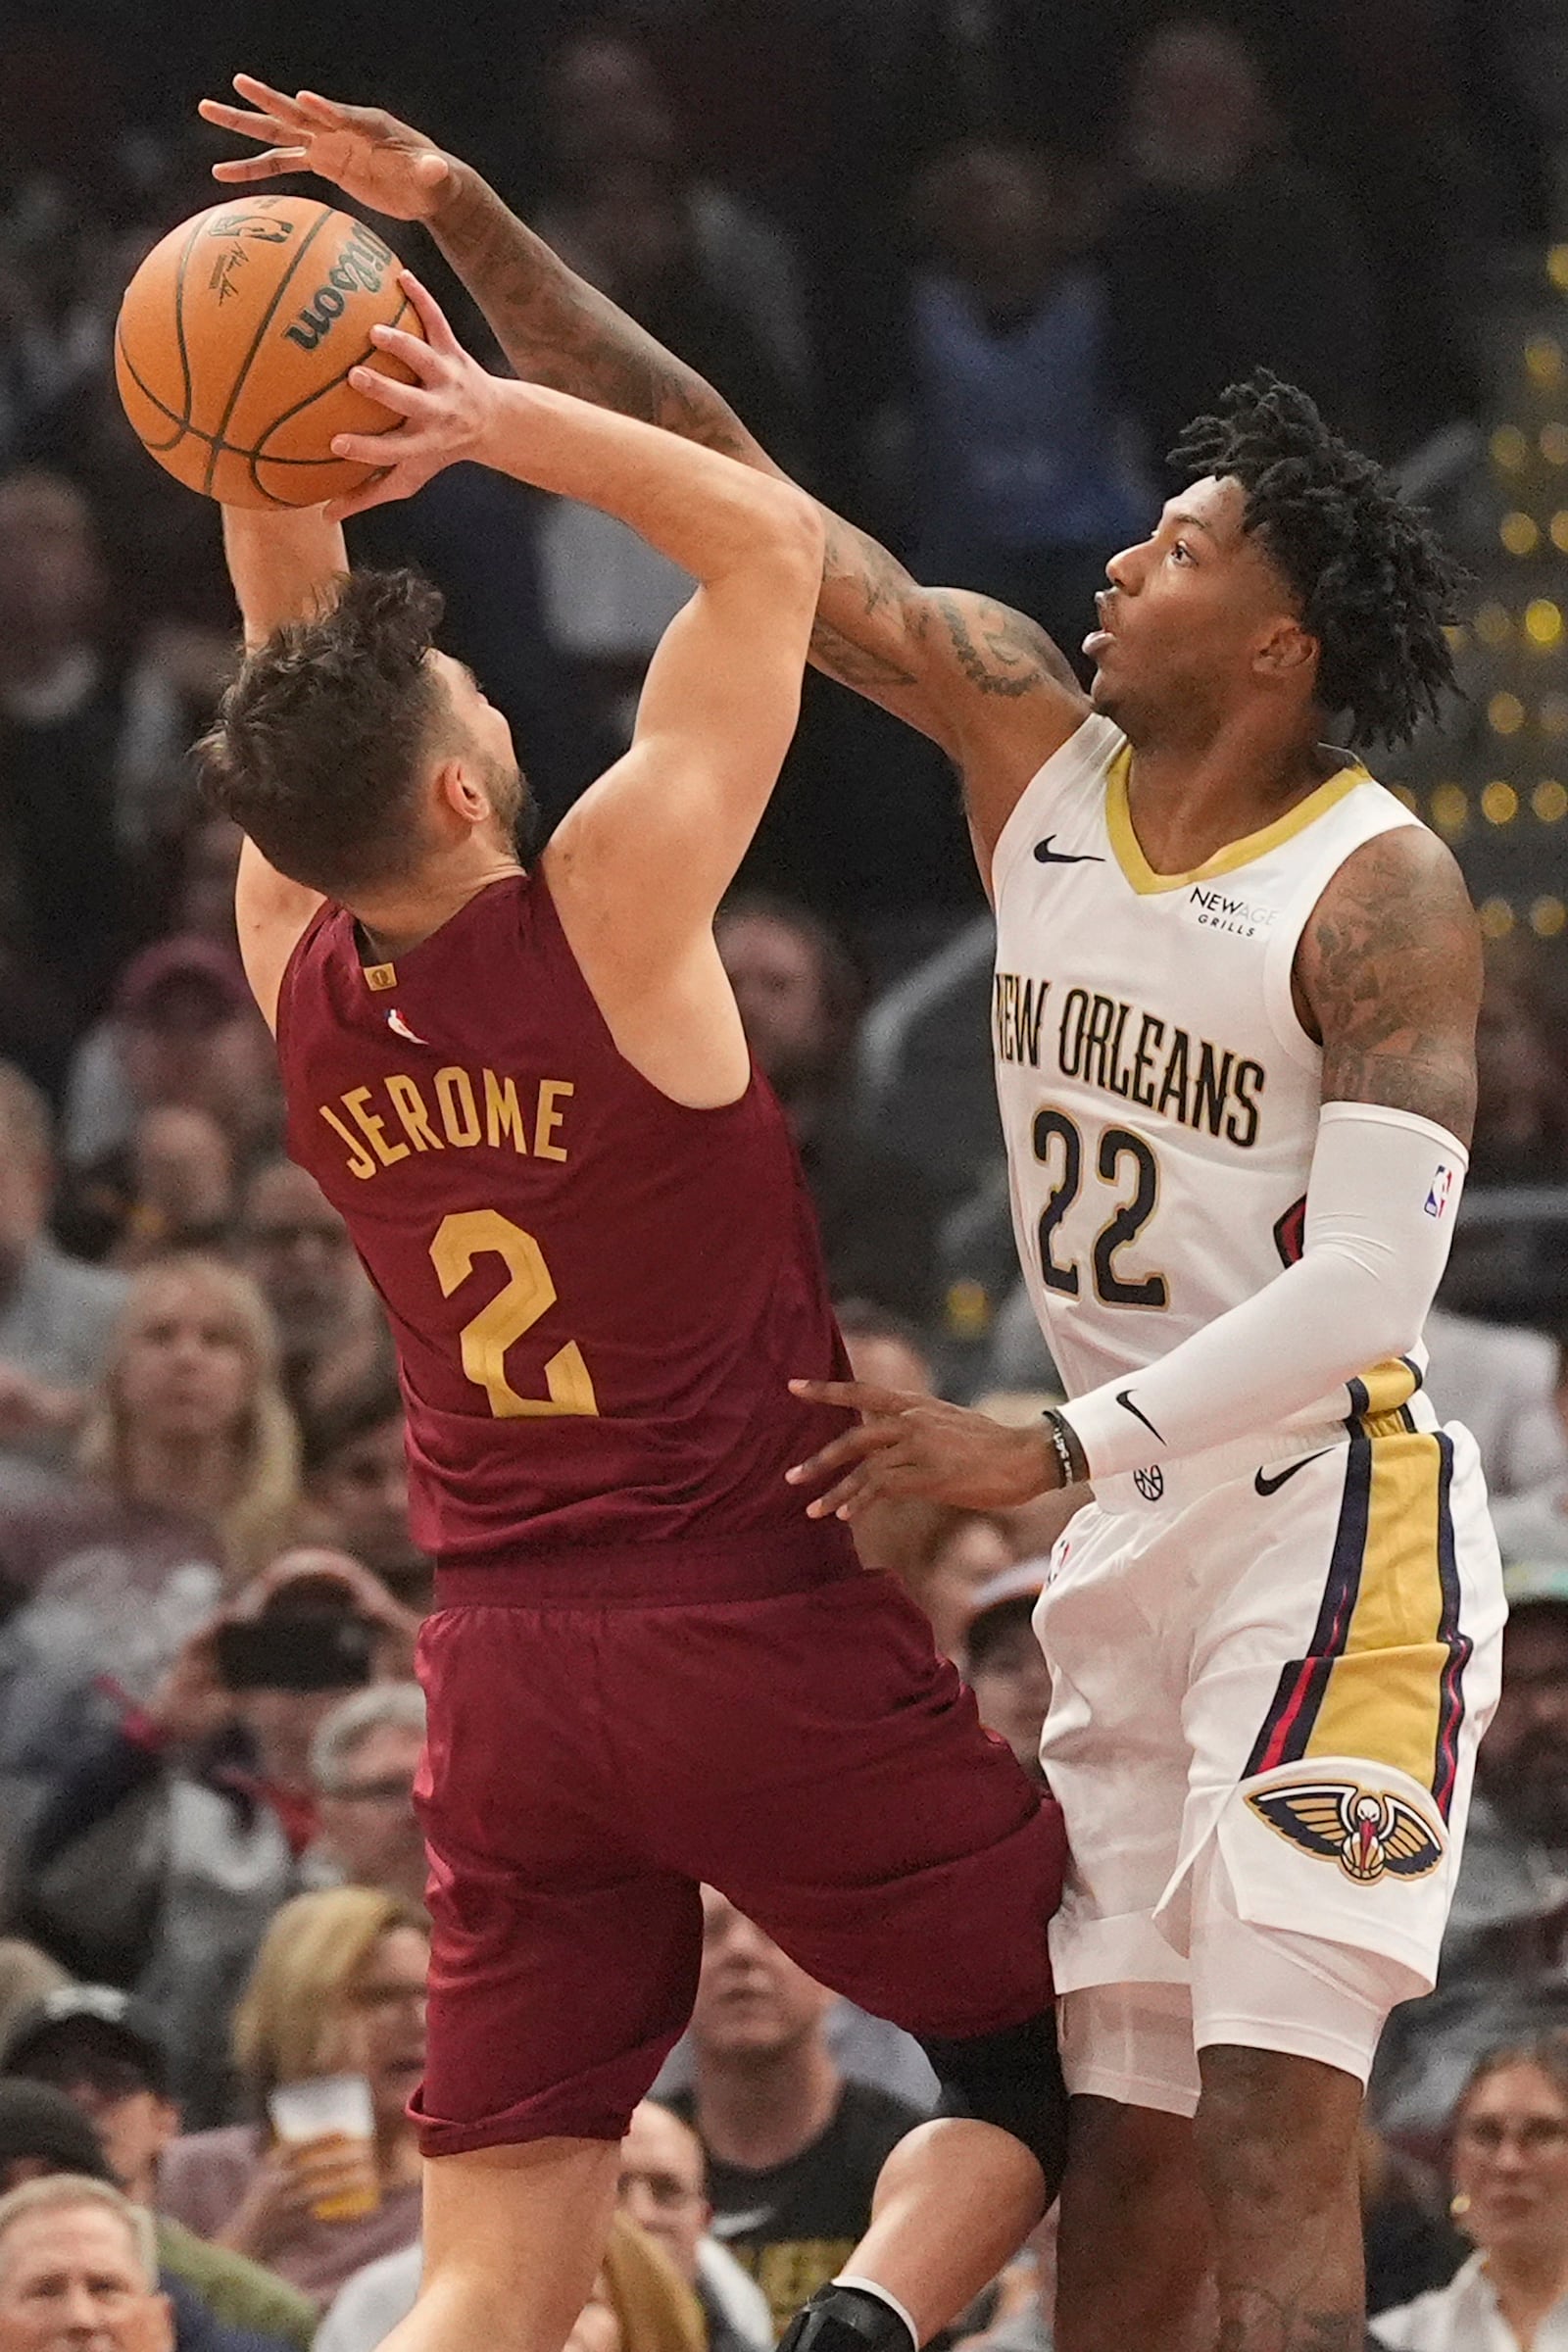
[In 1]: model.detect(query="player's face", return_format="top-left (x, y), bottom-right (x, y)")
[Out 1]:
top-left (1085, 475), bottom-right (1311, 744)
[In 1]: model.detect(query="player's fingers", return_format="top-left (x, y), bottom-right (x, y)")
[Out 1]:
top-left (211, 150), bottom-right (309, 183)
top-left (321, 468), bottom-right (404, 525)
top-left (347, 362), bottom-right (426, 414)
top-left (788, 1377), bottom-right (919, 1417)
top-left (198, 99), bottom-right (295, 139)
top-left (231, 74), bottom-right (313, 125)
top-left (368, 319), bottom-right (446, 379)
top-left (394, 270), bottom-right (460, 354)
top-left (785, 1421), bottom-right (901, 1489)
top-left (291, 89), bottom-right (358, 127)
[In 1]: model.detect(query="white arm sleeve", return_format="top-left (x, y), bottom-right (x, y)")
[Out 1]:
top-left (1059, 1102), bottom-right (1468, 1481)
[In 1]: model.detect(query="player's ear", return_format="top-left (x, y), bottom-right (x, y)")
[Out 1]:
top-left (1253, 616), bottom-right (1318, 686)
top-left (434, 759), bottom-right (489, 825)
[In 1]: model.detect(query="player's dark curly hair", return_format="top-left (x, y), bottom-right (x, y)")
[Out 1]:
top-left (199, 567), bottom-right (450, 896)
top-left (1168, 371), bottom-right (1464, 746)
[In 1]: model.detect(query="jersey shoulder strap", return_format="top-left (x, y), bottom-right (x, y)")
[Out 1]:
top-left (991, 713), bottom-right (1125, 904)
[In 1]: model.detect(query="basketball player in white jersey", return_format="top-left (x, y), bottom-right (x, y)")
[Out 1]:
top-left (202, 79), bottom-right (1503, 2352)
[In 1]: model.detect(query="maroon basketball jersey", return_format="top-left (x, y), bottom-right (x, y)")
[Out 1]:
top-left (275, 871), bottom-right (858, 1574)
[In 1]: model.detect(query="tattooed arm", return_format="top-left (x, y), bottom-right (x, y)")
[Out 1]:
top-left (1296, 824), bottom-right (1482, 1145)
top-left (199, 80), bottom-right (1090, 871)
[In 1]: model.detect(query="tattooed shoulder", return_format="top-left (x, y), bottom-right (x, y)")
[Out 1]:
top-left (1300, 823), bottom-right (1482, 1142)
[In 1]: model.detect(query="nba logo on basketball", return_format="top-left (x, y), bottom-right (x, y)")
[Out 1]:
top-left (1424, 1165), bottom-right (1454, 1220)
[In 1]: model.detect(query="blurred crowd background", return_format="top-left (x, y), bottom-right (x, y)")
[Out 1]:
top-left (0, 2), bottom-right (1566, 2347)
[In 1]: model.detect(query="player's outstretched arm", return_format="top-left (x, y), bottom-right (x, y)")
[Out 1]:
top-left (334, 273), bottom-right (821, 972)
top-left (213, 505), bottom-right (342, 1025)
top-left (198, 79), bottom-right (1088, 870)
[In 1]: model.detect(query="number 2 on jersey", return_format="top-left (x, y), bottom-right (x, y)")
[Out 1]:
top-left (430, 1209), bottom-right (599, 1418)
top-left (1034, 1108), bottom-right (1169, 1309)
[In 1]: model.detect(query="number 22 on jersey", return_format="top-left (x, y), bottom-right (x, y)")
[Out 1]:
top-left (430, 1209), bottom-right (599, 1418)
top-left (1034, 1106), bottom-right (1169, 1309)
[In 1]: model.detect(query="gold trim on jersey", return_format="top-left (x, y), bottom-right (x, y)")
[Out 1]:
top-left (1103, 747), bottom-right (1371, 897)
top-left (1246, 1423), bottom-right (1468, 1819)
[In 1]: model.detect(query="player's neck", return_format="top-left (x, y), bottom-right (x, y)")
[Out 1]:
top-left (1123, 714), bottom-right (1335, 876)
top-left (351, 844), bottom-right (523, 964)
top-left (693, 2041), bottom-right (843, 2173)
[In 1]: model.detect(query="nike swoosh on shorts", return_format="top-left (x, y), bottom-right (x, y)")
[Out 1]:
top-left (1253, 1449), bottom-right (1333, 1497)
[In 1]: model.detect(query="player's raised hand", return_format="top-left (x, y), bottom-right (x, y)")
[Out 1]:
top-left (786, 1379), bottom-right (1059, 1519)
top-left (199, 77), bottom-right (457, 221)
top-left (323, 270), bottom-right (498, 521)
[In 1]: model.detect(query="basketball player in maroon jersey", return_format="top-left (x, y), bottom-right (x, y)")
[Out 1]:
top-left (197, 272), bottom-right (1065, 2352)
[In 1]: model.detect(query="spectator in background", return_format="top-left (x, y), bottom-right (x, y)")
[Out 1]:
top-left (0, 1990), bottom-right (315, 2352)
top-left (835, 1300), bottom-right (933, 1399)
top-left (962, 1564), bottom-right (1050, 1787)
top-left (0, 2175), bottom-right (175, 2352)
top-left (1372, 1562), bottom-right (1568, 2153)
top-left (536, 24), bottom-right (812, 415)
top-left (168, 817), bottom-right (242, 954)
top-left (60, 937), bottom-right (277, 1194)
top-left (1424, 1308), bottom-right (1568, 1505)
top-left (0, 1954), bottom-right (66, 2063)
top-left (0, 1255), bottom-right (300, 1784)
top-left (902, 139), bottom-right (1152, 662)
top-left (618, 2103), bottom-right (774, 2352)
top-left (157, 1887), bottom-right (427, 2308)
top-left (0, 1062), bottom-right (125, 1475)
top-left (899, 1507), bottom-right (1013, 1663)
top-left (0, 469), bottom-right (177, 1093)
top-left (528, 24), bottom-right (809, 747)
top-left (1373, 2038), bottom-right (1568, 2349)
top-left (296, 1374), bottom-right (426, 1614)
top-left (716, 895), bottom-right (940, 1328)
top-left (17, 1558), bottom-right (419, 2122)
top-left (1358, 2126), bottom-right (1466, 2325)
top-left (316, 2208), bottom-right (709, 2352)
top-left (1469, 943), bottom-right (1568, 1190)
top-left (233, 1161), bottom-right (376, 1419)
top-left (665, 1889), bottom-right (925, 2333)
top-left (310, 1686), bottom-right (427, 1912)
top-left (1104, 20), bottom-right (1379, 474)
top-left (1490, 1330), bottom-right (1568, 1574)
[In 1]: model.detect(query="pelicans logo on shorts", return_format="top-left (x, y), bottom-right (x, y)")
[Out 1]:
top-left (1248, 1781), bottom-right (1445, 1885)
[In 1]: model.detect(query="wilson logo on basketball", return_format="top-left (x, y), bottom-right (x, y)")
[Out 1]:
top-left (284, 222), bottom-right (396, 354)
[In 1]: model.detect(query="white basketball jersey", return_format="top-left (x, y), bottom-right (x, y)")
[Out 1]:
top-left (991, 713), bottom-right (1424, 1437)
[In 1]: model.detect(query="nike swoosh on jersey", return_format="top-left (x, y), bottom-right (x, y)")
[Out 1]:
top-left (1253, 1450), bottom-right (1332, 1496)
top-left (711, 2209), bottom-right (775, 2238)
top-left (1115, 1389), bottom-right (1163, 1443)
top-left (1034, 836), bottom-right (1105, 865)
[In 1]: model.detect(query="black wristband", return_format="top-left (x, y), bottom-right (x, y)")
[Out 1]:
top-left (1041, 1406), bottom-right (1088, 1488)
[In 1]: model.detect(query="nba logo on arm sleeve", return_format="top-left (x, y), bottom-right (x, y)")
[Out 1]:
top-left (1424, 1165), bottom-right (1454, 1220)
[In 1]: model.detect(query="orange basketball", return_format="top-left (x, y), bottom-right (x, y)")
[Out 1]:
top-left (115, 194), bottom-right (425, 509)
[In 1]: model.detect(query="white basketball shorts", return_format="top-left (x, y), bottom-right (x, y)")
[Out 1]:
top-left (1036, 1403), bottom-right (1505, 2117)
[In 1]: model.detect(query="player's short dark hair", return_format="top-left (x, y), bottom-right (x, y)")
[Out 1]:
top-left (198, 568), bottom-right (451, 897)
top-left (1168, 370), bottom-right (1464, 746)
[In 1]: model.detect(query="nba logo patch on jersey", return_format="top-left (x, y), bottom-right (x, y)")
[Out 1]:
top-left (1424, 1165), bottom-right (1454, 1220)
top-left (387, 1008), bottom-right (428, 1046)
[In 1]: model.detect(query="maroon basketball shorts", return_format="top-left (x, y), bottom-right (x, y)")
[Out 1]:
top-left (410, 1541), bottom-right (1066, 2155)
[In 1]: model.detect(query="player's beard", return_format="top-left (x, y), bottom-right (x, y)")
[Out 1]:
top-left (483, 754), bottom-right (531, 851)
